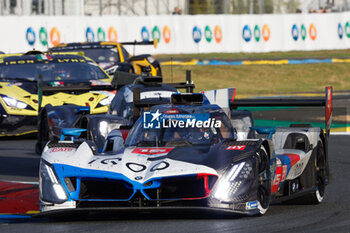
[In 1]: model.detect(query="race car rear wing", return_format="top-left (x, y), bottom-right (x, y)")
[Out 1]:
top-left (113, 70), bottom-right (195, 92)
top-left (112, 71), bottom-right (164, 89)
top-left (132, 71), bottom-right (195, 123)
top-left (120, 40), bottom-right (158, 49)
top-left (38, 70), bottom-right (194, 95)
top-left (229, 86), bottom-right (333, 137)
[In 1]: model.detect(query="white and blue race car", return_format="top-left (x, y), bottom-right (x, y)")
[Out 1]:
top-left (38, 88), bottom-right (332, 217)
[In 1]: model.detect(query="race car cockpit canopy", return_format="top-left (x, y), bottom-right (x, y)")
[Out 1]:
top-left (108, 83), bottom-right (179, 122)
top-left (125, 103), bottom-right (236, 147)
top-left (0, 54), bottom-right (109, 83)
top-left (50, 42), bottom-right (124, 67)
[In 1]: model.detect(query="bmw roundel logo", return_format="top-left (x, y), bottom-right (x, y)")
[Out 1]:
top-left (338, 23), bottom-right (344, 39)
top-left (242, 25), bottom-right (252, 42)
top-left (292, 24), bottom-right (299, 41)
top-left (135, 176), bottom-right (143, 180)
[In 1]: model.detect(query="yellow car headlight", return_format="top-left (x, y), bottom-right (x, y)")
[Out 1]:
top-left (99, 95), bottom-right (114, 106)
top-left (2, 96), bottom-right (28, 109)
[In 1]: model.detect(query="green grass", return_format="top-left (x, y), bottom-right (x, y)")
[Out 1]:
top-left (155, 49), bottom-right (350, 61)
top-left (161, 63), bottom-right (350, 95)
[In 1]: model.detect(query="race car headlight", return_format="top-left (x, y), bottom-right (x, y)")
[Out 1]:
top-left (105, 65), bottom-right (119, 75)
top-left (39, 160), bottom-right (68, 204)
top-left (98, 95), bottom-right (114, 106)
top-left (214, 161), bottom-right (254, 202)
top-left (2, 96), bottom-right (28, 109)
top-left (147, 56), bottom-right (155, 64)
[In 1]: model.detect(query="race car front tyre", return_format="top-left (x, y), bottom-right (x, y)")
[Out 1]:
top-left (156, 65), bottom-right (162, 76)
top-left (256, 146), bottom-right (271, 215)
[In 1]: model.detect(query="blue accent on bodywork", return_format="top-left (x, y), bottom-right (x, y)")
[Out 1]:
top-left (52, 163), bottom-right (204, 202)
top-left (76, 106), bottom-right (90, 113)
top-left (251, 127), bottom-right (275, 139)
top-left (60, 128), bottom-right (86, 141)
top-left (276, 154), bottom-right (292, 175)
top-left (202, 95), bottom-right (210, 105)
top-left (53, 163), bottom-right (163, 201)
top-left (53, 163), bottom-right (136, 201)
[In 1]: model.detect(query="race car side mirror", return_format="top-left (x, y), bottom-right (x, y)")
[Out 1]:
top-left (103, 129), bottom-right (124, 154)
top-left (308, 144), bottom-right (313, 152)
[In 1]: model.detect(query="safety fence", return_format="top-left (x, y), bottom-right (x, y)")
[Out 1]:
top-left (1, 12), bottom-right (350, 54)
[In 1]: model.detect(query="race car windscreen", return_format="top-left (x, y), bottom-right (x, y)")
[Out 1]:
top-left (77, 48), bottom-right (120, 66)
top-left (125, 111), bottom-right (235, 147)
top-left (109, 87), bottom-right (178, 121)
top-left (0, 61), bottom-right (108, 82)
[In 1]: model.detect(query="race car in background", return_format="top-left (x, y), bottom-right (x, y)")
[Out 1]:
top-left (38, 87), bottom-right (331, 216)
top-left (36, 71), bottom-right (195, 153)
top-left (0, 51), bottom-right (113, 137)
top-left (50, 41), bottom-right (161, 77)
top-left (205, 86), bottom-right (332, 205)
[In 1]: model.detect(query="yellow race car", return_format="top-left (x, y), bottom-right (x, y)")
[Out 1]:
top-left (0, 52), bottom-right (114, 137)
top-left (50, 41), bottom-right (161, 77)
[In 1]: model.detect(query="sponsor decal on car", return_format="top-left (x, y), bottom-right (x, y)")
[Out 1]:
top-left (272, 165), bottom-right (283, 193)
top-left (49, 81), bottom-right (64, 87)
top-left (49, 147), bottom-right (74, 153)
top-left (226, 145), bottom-right (246, 151)
top-left (246, 200), bottom-right (258, 210)
top-left (132, 148), bottom-right (173, 156)
top-left (0, 58), bottom-right (87, 65)
top-left (282, 164), bottom-right (287, 181)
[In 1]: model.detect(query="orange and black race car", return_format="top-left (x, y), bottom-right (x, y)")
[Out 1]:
top-left (50, 41), bottom-right (161, 77)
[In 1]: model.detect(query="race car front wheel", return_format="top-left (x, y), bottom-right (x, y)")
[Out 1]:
top-left (156, 65), bottom-right (162, 76)
top-left (256, 146), bottom-right (271, 215)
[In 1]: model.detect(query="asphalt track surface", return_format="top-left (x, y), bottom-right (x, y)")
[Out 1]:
top-left (0, 135), bottom-right (349, 233)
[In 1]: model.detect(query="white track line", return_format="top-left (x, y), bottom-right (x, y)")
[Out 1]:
top-left (330, 132), bottom-right (350, 135)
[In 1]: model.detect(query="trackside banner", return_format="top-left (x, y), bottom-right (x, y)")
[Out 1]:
top-left (1, 13), bottom-right (350, 54)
